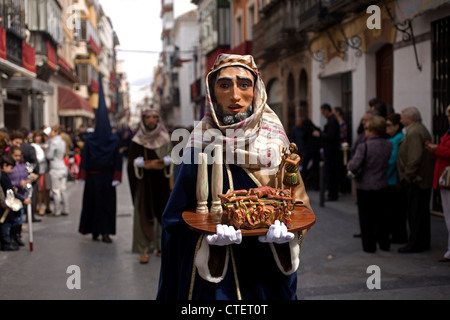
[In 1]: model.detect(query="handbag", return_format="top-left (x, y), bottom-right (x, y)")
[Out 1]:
top-left (348, 141), bottom-right (367, 182)
top-left (439, 166), bottom-right (450, 188)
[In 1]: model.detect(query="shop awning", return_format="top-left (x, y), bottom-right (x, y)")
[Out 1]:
top-left (58, 86), bottom-right (95, 119)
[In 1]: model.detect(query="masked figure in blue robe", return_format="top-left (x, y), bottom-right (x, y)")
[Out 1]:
top-left (78, 75), bottom-right (122, 243)
top-left (157, 54), bottom-right (314, 300)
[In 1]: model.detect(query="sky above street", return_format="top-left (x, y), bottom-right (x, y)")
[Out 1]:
top-left (98, 0), bottom-right (197, 108)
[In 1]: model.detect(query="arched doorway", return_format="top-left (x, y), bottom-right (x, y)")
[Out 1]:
top-left (299, 69), bottom-right (308, 118)
top-left (267, 78), bottom-right (283, 121)
top-left (376, 43), bottom-right (393, 108)
top-left (287, 73), bottom-right (295, 134)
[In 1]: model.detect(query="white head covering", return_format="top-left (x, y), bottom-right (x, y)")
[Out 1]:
top-left (132, 107), bottom-right (171, 150)
top-left (187, 53), bottom-right (290, 174)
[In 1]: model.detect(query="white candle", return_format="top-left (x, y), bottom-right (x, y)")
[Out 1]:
top-left (210, 145), bottom-right (223, 220)
top-left (196, 152), bottom-right (209, 214)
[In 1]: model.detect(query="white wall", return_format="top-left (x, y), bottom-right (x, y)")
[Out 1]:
top-left (312, 48), bottom-right (368, 138)
top-left (393, 40), bottom-right (432, 131)
top-left (173, 10), bottom-right (198, 128)
top-left (393, 7), bottom-right (450, 132)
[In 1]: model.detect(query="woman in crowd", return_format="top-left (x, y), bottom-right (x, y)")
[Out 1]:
top-left (31, 130), bottom-right (51, 215)
top-left (347, 116), bottom-right (392, 253)
top-left (385, 113), bottom-right (407, 244)
top-left (425, 105), bottom-right (450, 262)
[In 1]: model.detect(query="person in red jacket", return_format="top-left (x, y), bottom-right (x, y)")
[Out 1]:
top-left (425, 105), bottom-right (450, 262)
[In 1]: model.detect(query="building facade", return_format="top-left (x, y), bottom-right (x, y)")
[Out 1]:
top-left (0, 0), bottom-right (49, 130)
top-left (0, 0), bottom-right (127, 134)
top-left (171, 9), bottom-right (198, 128)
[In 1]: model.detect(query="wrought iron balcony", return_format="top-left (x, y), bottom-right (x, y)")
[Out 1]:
top-left (6, 31), bottom-right (23, 66)
top-left (299, 0), bottom-right (380, 32)
top-left (253, 0), bottom-right (306, 62)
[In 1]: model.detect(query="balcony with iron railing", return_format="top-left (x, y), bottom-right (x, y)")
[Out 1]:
top-left (6, 30), bottom-right (23, 66)
top-left (298, 0), bottom-right (380, 32)
top-left (253, 0), bottom-right (306, 62)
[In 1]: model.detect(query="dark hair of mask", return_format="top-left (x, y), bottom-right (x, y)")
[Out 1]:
top-left (208, 66), bottom-right (257, 103)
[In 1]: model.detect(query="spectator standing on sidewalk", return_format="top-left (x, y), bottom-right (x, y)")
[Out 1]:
top-left (300, 117), bottom-right (321, 190)
top-left (347, 116), bottom-right (392, 253)
top-left (10, 130), bottom-right (41, 222)
top-left (7, 146), bottom-right (37, 247)
top-left (425, 105), bottom-right (450, 262)
top-left (0, 154), bottom-right (28, 251)
top-left (319, 103), bottom-right (341, 201)
top-left (46, 125), bottom-right (69, 217)
top-left (397, 106), bottom-right (434, 253)
top-left (127, 107), bottom-right (172, 263)
top-left (385, 113), bottom-right (407, 244)
top-left (31, 130), bottom-right (51, 216)
top-left (78, 76), bottom-right (122, 244)
top-left (333, 106), bottom-right (350, 194)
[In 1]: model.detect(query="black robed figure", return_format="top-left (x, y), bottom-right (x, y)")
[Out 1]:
top-left (78, 74), bottom-right (123, 243)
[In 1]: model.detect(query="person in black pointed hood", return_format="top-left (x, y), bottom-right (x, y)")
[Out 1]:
top-left (78, 74), bottom-right (123, 243)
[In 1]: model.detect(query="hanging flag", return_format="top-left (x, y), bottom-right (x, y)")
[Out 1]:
top-left (0, 26), bottom-right (6, 60)
top-left (22, 41), bottom-right (36, 73)
top-left (46, 40), bottom-right (57, 71)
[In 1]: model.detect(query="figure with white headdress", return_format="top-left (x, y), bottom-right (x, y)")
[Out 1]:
top-left (127, 106), bottom-right (173, 264)
top-left (157, 54), bottom-right (314, 300)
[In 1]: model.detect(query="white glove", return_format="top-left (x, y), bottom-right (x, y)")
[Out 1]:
top-left (258, 220), bottom-right (294, 244)
top-left (206, 224), bottom-right (242, 246)
top-left (112, 180), bottom-right (120, 187)
top-left (134, 156), bottom-right (144, 168)
top-left (163, 155), bottom-right (171, 166)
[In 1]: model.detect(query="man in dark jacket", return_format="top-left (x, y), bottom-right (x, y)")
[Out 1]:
top-left (320, 103), bottom-right (341, 201)
top-left (397, 106), bottom-right (434, 253)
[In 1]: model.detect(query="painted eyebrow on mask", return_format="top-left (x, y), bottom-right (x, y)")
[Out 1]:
top-left (216, 76), bottom-right (233, 83)
top-left (216, 76), bottom-right (253, 84)
top-left (237, 75), bottom-right (253, 84)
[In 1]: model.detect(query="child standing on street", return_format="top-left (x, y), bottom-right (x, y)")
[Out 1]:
top-left (0, 154), bottom-right (30, 251)
top-left (6, 146), bottom-right (36, 248)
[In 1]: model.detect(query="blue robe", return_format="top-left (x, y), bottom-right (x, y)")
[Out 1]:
top-left (157, 148), bottom-right (298, 300)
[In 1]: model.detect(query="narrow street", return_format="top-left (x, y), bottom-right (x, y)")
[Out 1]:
top-left (0, 160), bottom-right (160, 300)
top-left (1, 160), bottom-right (449, 300)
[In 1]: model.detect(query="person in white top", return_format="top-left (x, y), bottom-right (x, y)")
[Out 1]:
top-left (31, 130), bottom-right (51, 215)
top-left (45, 125), bottom-right (69, 217)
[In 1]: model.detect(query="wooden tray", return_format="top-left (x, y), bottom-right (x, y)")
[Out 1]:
top-left (182, 206), bottom-right (315, 237)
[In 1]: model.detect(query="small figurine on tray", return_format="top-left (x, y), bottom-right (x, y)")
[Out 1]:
top-left (277, 142), bottom-right (301, 203)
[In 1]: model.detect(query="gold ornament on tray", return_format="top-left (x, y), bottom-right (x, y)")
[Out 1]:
top-left (219, 186), bottom-right (294, 230)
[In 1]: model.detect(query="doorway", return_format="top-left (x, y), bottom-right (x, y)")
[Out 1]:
top-left (376, 44), bottom-right (393, 108)
top-left (4, 102), bottom-right (21, 131)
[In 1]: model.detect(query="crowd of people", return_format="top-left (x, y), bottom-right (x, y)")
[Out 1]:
top-left (1, 53), bottom-right (449, 300)
top-left (0, 122), bottom-right (134, 251)
top-left (0, 125), bottom-right (71, 250)
top-left (291, 97), bottom-right (450, 261)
